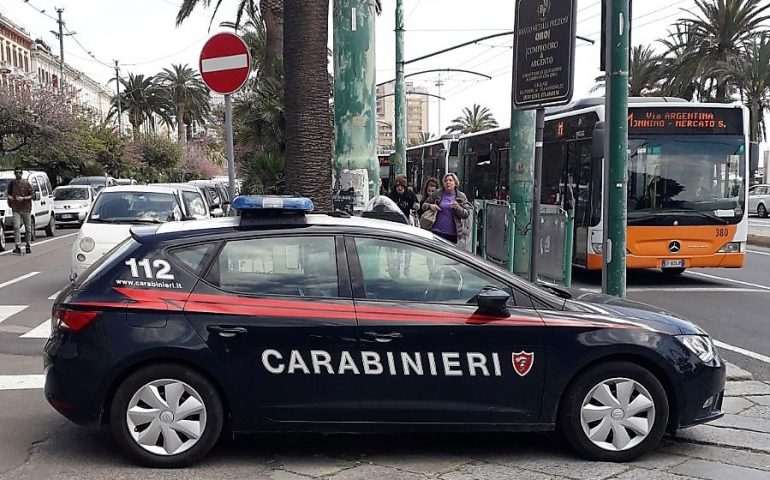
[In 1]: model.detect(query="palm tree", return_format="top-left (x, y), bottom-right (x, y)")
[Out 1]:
top-left (445, 104), bottom-right (499, 134)
top-left (670, 0), bottom-right (770, 102)
top-left (717, 34), bottom-right (770, 141)
top-left (109, 73), bottom-right (172, 139)
top-left (409, 132), bottom-right (434, 146)
top-left (157, 64), bottom-right (211, 144)
top-left (283, 0), bottom-right (333, 211)
top-left (591, 45), bottom-right (664, 96)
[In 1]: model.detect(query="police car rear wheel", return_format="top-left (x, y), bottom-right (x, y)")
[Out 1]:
top-left (45, 216), bottom-right (55, 237)
top-left (0, 225), bottom-right (5, 251)
top-left (110, 364), bottom-right (224, 468)
top-left (559, 361), bottom-right (668, 462)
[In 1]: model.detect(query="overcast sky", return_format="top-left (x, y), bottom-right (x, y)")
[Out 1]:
top-left (2, 0), bottom-right (766, 147)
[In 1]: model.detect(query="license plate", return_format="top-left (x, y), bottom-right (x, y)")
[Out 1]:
top-left (63, 214), bottom-right (75, 220)
top-left (662, 259), bottom-right (685, 268)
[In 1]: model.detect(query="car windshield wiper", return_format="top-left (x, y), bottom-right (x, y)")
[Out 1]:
top-left (126, 219), bottom-right (165, 224)
top-left (88, 218), bottom-right (123, 224)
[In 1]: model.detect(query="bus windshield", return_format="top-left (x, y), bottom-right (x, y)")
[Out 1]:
top-left (627, 135), bottom-right (745, 225)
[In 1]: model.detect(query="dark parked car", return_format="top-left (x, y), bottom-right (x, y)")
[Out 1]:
top-left (45, 196), bottom-right (725, 467)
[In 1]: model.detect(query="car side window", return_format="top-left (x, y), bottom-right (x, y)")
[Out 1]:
top-left (353, 237), bottom-right (507, 304)
top-left (207, 236), bottom-right (339, 298)
top-left (169, 243), bottom-right (218, 275)
top-left (29, 176), bottom-right (40, 196)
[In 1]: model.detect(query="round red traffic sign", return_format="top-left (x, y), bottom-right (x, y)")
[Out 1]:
top-left (199, 33), bottom-right (251, 95)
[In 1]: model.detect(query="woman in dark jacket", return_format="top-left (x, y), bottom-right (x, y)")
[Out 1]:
top-left (421, 173), bottom-right (472, 244)
top-left (387, 174), bottom-right (419, 224)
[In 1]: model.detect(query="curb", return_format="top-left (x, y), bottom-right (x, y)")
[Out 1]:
top-left (726, 362), bottom-right (752, 382)
top-left (747, 235), bottom-right (770, 248)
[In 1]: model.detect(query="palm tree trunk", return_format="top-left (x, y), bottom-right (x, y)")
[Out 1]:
top-left (261, 0), bottom-right (284, 77)
top-left (177, 103), bottom-right (186, 144)
top-left (283, 0), bottom-right (333, 212)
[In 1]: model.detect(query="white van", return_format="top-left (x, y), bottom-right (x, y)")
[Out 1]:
top-left (0, 170), bottom-right (56, 250)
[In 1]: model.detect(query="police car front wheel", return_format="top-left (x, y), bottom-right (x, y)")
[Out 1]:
top-left (109, 363), bottom-right (224, 468)
top-left (558, 361), bottom-right (669, 462)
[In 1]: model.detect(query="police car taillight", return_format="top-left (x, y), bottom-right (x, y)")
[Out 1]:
top-left (232, 195), bottom-right (314, 213)
top-left (52, 307), bottom-right (101, 331)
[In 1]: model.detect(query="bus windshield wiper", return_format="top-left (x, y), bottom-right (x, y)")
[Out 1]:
top-left (631, 209), bottom-right (730, 224)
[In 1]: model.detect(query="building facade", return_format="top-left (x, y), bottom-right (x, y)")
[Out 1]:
top-left (376, 82), bottom-right (431, 150)
top-left (1, 13), bottom-right (116, 127)
top-left (0, 14), bottom-right (34, 89)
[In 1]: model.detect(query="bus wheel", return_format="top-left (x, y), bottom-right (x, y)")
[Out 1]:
top-left (661, 268), bottom-right (685, 276)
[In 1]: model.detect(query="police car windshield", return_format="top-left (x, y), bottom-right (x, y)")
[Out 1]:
top-left (89, 191), bottom-right (181, 224)
top-left (54, 188), bottom-right (89, 201)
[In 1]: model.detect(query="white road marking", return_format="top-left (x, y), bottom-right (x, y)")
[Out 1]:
top-left (629, 287), bottom-right (767, 293)
top-left (685, 271), bottom-right (770, 292)
top-left (0, 306), bottom-right (27, 325)
top-left (748, 249), bottom-right (770, 257)
top-left (201, 54), bottom-right (248, 73)
top-left (0, 232), bottom-right (78, 257)
top-left (21, 320), bottom-right (51, 339)
top-left (48, 290), bottom-right (61, 300)
top-left (0, 272), bottom-right (39, 289)
top-left (714, 340), bottom-right (770, 365)
top-left (0, 375), bottom-right (44, 391)
top-left (576, 286), bottom-right (765, 293)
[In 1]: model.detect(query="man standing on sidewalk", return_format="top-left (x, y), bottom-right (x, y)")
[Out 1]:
top-left (7, 168), bottom-right (33, 254)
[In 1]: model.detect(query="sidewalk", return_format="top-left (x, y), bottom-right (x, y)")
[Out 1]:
top-left (748, 219), bottom-right (770, 248)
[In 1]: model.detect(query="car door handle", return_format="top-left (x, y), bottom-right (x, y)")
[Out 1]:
top-left (207, 325), bottom-right (247, 338)
top-left (363, 331), bottom-right (403, 343)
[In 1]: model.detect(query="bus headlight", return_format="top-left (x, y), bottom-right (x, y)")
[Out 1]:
top-left (591, 242), bottom-right (603, 254)
top-left (676, 335), bottom-right (716, 363)
top-left (718, 242), bottom-right (743, 253)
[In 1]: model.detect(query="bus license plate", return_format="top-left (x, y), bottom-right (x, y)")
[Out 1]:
top-left (662, 259), bottom-right (685, 268)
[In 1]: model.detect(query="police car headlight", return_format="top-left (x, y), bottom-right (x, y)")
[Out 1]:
top-left (718, 242), bottom-right (743, 253)
top-left (676, 335), bottom-right (716, 363)
top-left (76, 254), bottom-right (86, 262)
top-left (79, 237), bottom-right (95, 253)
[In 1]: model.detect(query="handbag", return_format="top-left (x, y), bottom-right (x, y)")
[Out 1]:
top-left (419, 209), bottom-right (436, 230)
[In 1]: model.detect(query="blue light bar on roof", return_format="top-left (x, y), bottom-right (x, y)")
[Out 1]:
top-left (232, 195), bottom-right (314, 213)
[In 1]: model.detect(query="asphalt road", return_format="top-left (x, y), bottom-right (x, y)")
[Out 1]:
top-left (573, 216), bottom-right (770, 381)
top-left (1, 227), bottom-right (769, 477)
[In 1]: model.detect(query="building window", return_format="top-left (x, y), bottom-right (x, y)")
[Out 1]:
top-left (24, 56), bottom-right (29, 72)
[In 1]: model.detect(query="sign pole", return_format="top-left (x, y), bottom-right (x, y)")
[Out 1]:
top-left (224, 93), bottom-right (236, 200)
top-left (198, 32), bottom-right (251, 199)
top-left (602, 0), bottom-right (629, 297)
top-left (529, 107), bottom-right (544, 282)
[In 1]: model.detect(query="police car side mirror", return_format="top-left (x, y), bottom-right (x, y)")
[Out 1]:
top-left (476, 287), bottom-right (511, 317)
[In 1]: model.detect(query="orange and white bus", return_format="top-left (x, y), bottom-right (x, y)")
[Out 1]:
top-left (458, 97), bottom-right (749, 274)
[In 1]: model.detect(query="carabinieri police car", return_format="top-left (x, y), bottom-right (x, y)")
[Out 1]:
top-left (44, 196), bottom-right (725, 468)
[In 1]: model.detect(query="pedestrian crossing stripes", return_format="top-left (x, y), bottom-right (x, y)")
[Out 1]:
top-left (0, 375), bottom-right (45, 391)
top-left (20, 320), bottom-right (51, 339)
top-left (0, 306), bottom-right (28, 325)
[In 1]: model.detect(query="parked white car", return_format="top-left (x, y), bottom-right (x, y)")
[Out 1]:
top-left (749, 184), bottom-right (770, 218)
top-left (53, 185), bottom-right (96, 227)
top-left (71, 185), bottom-right (187, 279)
top-left (0, 170), bottom-right (56, 250)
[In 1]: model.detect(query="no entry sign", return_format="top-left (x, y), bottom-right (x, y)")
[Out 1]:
top-left (199, 33), bottom-right (251, 95)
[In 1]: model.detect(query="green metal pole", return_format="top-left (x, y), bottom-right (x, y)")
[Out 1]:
top-left (563, 208), bottom-right (574, 288)
top-left (481, 200), bottom-right (488, 260)
top-left (507, 203), bottom-right (516, 273)
top-left (393, 0), bottom-right (406, 176)
top-left (333, 0), bottom-right (379, 198)
top-left (602, 0), bottom-right (629, 297)
top-left (509, 109), bottom-right (536, 278)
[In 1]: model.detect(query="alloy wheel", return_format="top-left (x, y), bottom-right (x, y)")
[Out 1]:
top-left (579, 377), bottom-right (656, 452)
top-left (125, 379), bottom-right (207, 456)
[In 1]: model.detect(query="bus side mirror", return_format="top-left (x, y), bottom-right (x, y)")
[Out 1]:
top-left (592, 122), bottom-right (605, 159)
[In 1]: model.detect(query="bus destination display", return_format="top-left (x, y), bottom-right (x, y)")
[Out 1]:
top-left (628, 107), bottom-right (743, 135)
